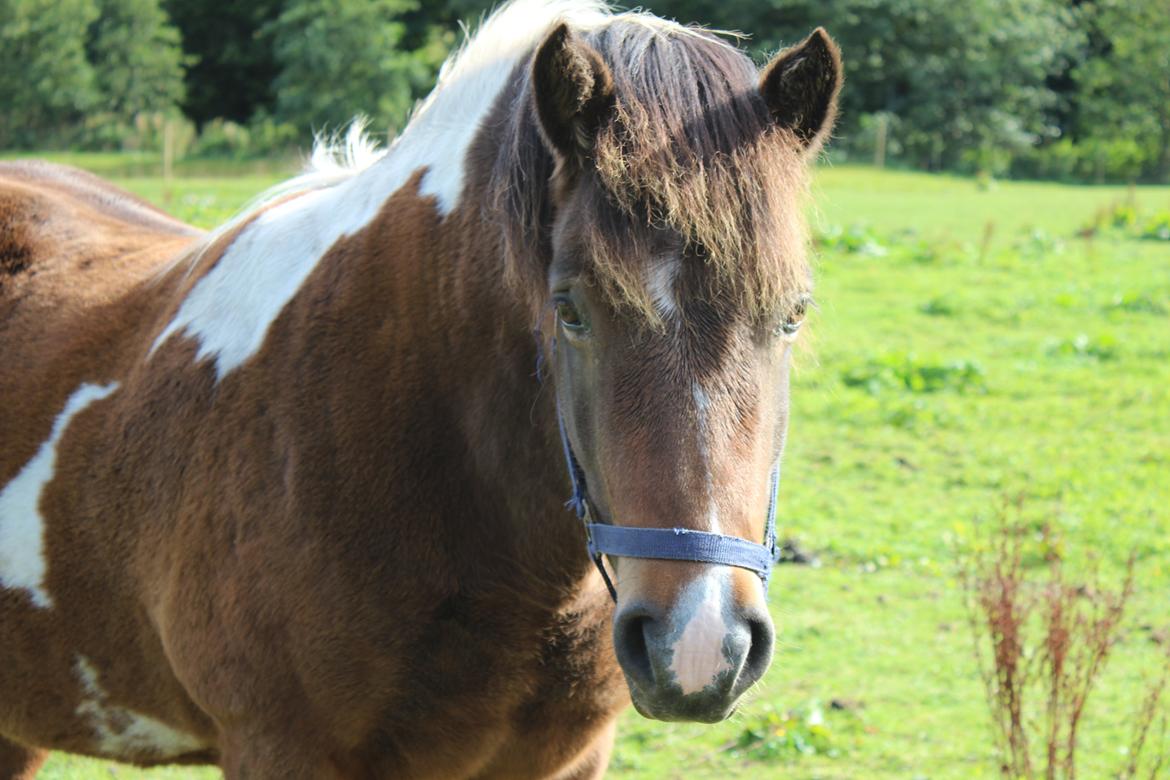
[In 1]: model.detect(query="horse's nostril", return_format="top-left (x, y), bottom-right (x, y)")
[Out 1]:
top-left (614, 611), bottom-right (655, 689)
top-left (739, 609), bottom-right (775, 691)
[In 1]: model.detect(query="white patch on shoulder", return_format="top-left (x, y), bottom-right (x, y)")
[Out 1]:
top-left (692, 382), bottom-right (720, 533)
top-left (668, 570), bottom-right (733, 695)
top-left (74, 656), bottom-right (207, 760)
top-left (152, 0), bottom-right (615, 380)
top-left (0, 382), bottom-right (119, 609)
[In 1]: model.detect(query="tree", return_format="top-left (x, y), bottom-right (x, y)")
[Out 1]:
top-left (263, 0), bottom-right (431, 138)
top-left (645, 0), bottom-right (1082, 172)
top-left (1074, 0), bottom-right (1170, 181)
top-left (87, 0), bottom-right (187, 122)
top-left (0, 0), bottom-right (99, 148)
top-left (163, 0), bottom-right (284, 126)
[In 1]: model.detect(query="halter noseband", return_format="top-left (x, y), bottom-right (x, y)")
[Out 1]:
top-left (557, 407), bottom-right (782, 601)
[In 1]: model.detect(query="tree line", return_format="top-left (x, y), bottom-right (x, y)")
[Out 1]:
top-left (1, 0), bottom-right (1167, 182)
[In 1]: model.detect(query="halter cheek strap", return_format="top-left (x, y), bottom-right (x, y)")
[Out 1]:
top-left (557, 407), bottom-right (782, 602)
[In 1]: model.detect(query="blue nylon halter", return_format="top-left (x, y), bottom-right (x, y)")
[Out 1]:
top-left (556, 407), bottom-right (782, 601)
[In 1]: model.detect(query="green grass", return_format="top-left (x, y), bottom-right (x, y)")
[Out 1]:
top-left (13, 154), bottom-right (1170, 778)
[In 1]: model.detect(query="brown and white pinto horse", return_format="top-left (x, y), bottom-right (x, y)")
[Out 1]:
top-left (0, 1), bottom-right (841, 777)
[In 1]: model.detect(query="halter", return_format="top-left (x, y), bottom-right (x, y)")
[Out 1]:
top-left (556, 406), bottom-right (782, 601)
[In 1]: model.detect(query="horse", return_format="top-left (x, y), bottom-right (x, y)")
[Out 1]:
top-left (0, 1), bottom-right (841, 776)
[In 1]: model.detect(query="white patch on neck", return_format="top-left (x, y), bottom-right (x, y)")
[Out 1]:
top-left (668, 570), bottom-right (733, 695)
top-left (647, 257), bottom-right (680, 319)
top-left (74, 656), bottom-right (207, 759)
top-left (692, 382), bottom-right (720, 533)
top-left (0, 382), bottom-right (119, 609)
top-left (151, 0), bottom-right (615, 380)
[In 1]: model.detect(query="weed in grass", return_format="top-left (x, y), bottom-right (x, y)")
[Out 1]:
top-left (1044, 333), bottom-right (1120, 361)
top-left (1079, 200), bottom-right (1140, 239)
top-left (841, 352), bottom-right (987, 395)
top-left (1142, 212), bottom-right (1170, 242)
top-left (905, 237), bottom-right (948, 264)
top-left (962, 510), bottom-right (1170, 779)
top-left (920, 296), bottom-right (959, 317)
top-left (1015, 228), bottom-right (1066, 258)
top-left (816, 223), bottom-right (888, 257)
top-left (727, 700), bottom-right (854, 762)
top-left (1111, 203), bottom-right (1140, 230)
top-left (1105, 293), bottom-right (1168, 316)
top-left (1079, 201), bottom-right (1170, 243)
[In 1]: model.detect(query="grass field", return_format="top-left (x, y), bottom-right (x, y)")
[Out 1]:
top-left (11, 154), bottom-right (1170, 779)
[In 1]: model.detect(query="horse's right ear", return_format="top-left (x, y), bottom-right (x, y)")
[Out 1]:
top-left (760, 28), bottom-right (843, 154)
top-left (532, 23), bottom-right (615, 162)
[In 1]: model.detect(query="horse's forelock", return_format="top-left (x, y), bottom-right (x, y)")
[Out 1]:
top-left (493, 16), bottom-right (813, 324)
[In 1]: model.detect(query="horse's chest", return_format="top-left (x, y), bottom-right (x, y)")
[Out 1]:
top-left (375, 600), bottom-right (626, 777)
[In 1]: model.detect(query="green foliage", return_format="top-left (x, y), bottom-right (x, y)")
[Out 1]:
top-left (1013, 137), bottom-right (1151, 183)
top-left (0, 0), bottom-right (187, 150)
top-left (4, 0), bottom-right (1169, 183)
top-left (162, 0), bottom-right (284, 125)
top-left (264, 0), bottom-right (428, 136)
top-left (665, 0), bottom-right (1082, 171)
top-left (86, 0), bottom-right (186, 122)
top-left (0, 0), bottom-right (99, 148)
top-left (1072, 0), bottom-right (1170, 182)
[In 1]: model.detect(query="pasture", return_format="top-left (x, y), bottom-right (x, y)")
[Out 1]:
top-left (16, 156), bottom-right (1169, 779)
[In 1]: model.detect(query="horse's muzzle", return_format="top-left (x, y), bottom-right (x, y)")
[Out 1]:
top-left (612, 580), bottom-right (774, 723)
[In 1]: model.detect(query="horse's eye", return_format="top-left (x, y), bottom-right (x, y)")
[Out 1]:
top-left (774, 317), bottom-right (803, 336)
top-left (555, 297), bottom-right (586, 331)
top-left (773, 296), bottom-right (811, 337)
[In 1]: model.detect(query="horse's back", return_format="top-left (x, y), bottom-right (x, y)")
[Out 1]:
top-left (0, 161), bottom-right (199, 309)
top-left (0, 160), bottom-right (198, 241)
top-left (0, 160), bottom-right (200, 410)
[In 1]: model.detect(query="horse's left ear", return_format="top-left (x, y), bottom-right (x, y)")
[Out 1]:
top-left (760, 28), bottom-right (843, 154)
top-left (532, 23), bottom-right (616, 162)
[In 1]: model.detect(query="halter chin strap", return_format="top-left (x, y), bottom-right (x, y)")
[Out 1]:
top-left (557, 406), bottom-right (781, 602)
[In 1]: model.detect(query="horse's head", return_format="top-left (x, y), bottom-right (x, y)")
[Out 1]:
top-left (501, 18), bottom-right (840, 722)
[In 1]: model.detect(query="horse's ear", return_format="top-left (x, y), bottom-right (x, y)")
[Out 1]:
top-left (759, 28), bottom-right (842, 154)
top-left (532, 23), bottom-right (615, 162)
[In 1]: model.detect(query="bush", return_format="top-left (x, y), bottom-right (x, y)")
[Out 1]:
top-left (72, 110), bottom-right (196, 155)
top-left (1012, 138), bottom-right (1151, 184)
top-left (1142, 212), bottom-right (1170, 242)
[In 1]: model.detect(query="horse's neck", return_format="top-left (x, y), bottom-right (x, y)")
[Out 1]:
top-left (432, 193), bottom-right (591, 592)
top-left (267, 157), bottom-right (590, 597)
